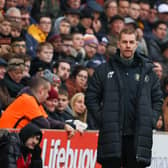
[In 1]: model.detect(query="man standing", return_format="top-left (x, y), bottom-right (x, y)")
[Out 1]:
top-left (86, 28), bottom-right (163, 167)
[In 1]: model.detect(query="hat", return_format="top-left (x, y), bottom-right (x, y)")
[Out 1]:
top-left (158, 3), bottom-right (168, 13)
top-left (87, 1), bottom-right (103, 13)
top-left (43, 69), bottom-right (61, 85)
top-left (8, 58), bottom-right (25, 70)
top-left (84, 34), bottom-right (99, 47)
top-left (80, 7), bottom-right (93, 19)
top-left (97, 34), bottom-right (109, 45)
top-left (47, 86), bottom-right (58, 100)
top-left (0, 58), bottom-right (7, 67)
top-left (109, 15), bottom-right (124, 24)
top-left (19, 123), bottom-right (42, 144)
top-left (124, 17), bottom-right (137, 28)
top-left (86, 59), bottom-right (102, 69)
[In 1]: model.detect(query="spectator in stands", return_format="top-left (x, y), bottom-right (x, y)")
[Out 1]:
top-left (118, 0), bottom-right (129, 17)
top-left (158, 3), bottom-right (168, 22)
top-left (66, 65), bottom-right (88, 99)
top-left (5, 7), bottom-right (21, 23)
top-left (107, 15), bottom-right (125, 55)
top-left (64, 8), bottom-right (80, 30)
top-left (0, 38), bottom-right (12, 56)
top-left (0, 0), bottom-right (5, 15)
top-left (78, 7), bottom-right (93, 34)
top-left (30, 42), bottom-right (53, 75)
top-left (101, 0), bottom-right (118, 33)
top-left (5, 0), bottom-right (18, 9)
top-left (129, 1), bottom-right (140, 20)
top-left (148, 20), bottom-right (167, 62)
top-left (44, 86), bottom-right (74, 125)
top-left (83, 34), bottom-right (99, 65)
top-left (0, 123), bottom-right (43, 168)
top-left (53, 17), bottom-right (71, 36)
top-left (26, 14), bottom-right (52, 58)
top-left (52, 59), bottom-right (71, 88)
top-left (86, 28), bottom-right (163, 167)
top-left (48, 33), bottom-right (62, 62)
top-left (139, 0), bottom-right (150, 22)
top-left (0, 76), bottom-right (75, 138)
top-left (3, 56), bottom-right (25, 97)
top-left (11, 37), bottom-right (27, 54)
top-left (70, 92), bottom-right (87, 123)
top-left (20, 9), bottom-right (31, 31)
top-left (0, 17), bottom-right (11, 38)
top-left (0, 57), bottom-right (13, 114)
top-left (71, 31), bottom-right (85, 64)
top-left (10, 21), bottom-right (22, 39)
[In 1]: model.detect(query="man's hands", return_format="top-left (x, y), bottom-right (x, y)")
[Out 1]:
top-left (64, 124), bottom-right (75, 139)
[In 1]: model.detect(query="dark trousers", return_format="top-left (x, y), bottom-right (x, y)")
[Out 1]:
top-left (102, 136), bottom-right (146, 168)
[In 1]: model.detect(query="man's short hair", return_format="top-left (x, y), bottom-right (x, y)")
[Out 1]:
top-left (152, 20), bottom-right (167, 30)
top-left (119, 28), bottom-right (138, 40)
top-left (36, 42), bottom-right (53, 53)
top-left (28, 76), bottom-right (50, 92)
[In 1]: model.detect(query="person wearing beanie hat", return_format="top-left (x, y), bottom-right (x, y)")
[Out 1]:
top-left (0, 123), bottom-right (43, 168)
top-left (43, 69), bottom-right (61, 89)
top-left (84, 34), bottom-right (98, 64)
top-left (18, 123), bottom-right (43, 168)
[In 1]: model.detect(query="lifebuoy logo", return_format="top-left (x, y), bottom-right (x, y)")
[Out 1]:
top-left (42, 139), bottom-right (97, 168)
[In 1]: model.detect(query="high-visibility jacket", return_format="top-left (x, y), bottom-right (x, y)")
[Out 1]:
top-left (0, 94), bottom-right (48, 128)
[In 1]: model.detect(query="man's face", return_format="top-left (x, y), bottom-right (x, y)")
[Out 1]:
top-left (84, 44), bottom-right (97, 59)
top-left (140, 3), bottom-right (150, 20)
top-left (21, 13), bottom-right (30, 29)
top-left (105, 1), bottom-right (118, 18)
top-left (75, 70), bottom-right (88, 89)
top-left (45, 98), bottom-right (58, 112)
top-left (38, 46), bottom-right (53, 63)
top-left (6, 0), bottom-right (17, 9)
top-left (52, 38), bottom-right (62, 52)
top-left (39, 17), bottom-right (52, 34)
top-left (98, 43), bottom-right (107, 55)
top-left (0, 66), bottom-right (6, 79)
top-left (61, 40), bottom-right (73, 56)
top-left (67, 0), bottom-right (81, 9)
top-left (57, 94), bottom-right (69, 112)
top-left (153, 24), bottom-right (167, 40)
top-left (81, 18), bottom-right (92, 29)
top-left (59, 21), bottom-right (71, 35)
top-left (110, 19), bottom-right (125, 35)
top-left (0, 0), bottom-right (5, 9)
top-left (57, 62), bottom-right (71, 81)
top-left (25, 135), bottom-right (41, 150)
top-left (118, 0), bottom-right (129, 17)
top-left (72, 33), bottom-right (84, 50)
top-left (66, 14), bottom-right (80, 27)
top-left (39, 82), bottom-right (51, 103)
top-left (129, 3), bottom-right (140, 20)
top-left (8, 68), bottom-right (24, 83)
top-left (12, 41), bottom-right (26, 54)
top-left (0, 21), bottom-right (11, 36)
top-left (117, 33), bottom-right (138, 59)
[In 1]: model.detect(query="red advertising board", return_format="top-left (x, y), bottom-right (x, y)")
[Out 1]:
top-left (41, 130), bottom-right (102, 168)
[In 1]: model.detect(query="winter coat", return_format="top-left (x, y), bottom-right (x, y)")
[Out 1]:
top-left (85, 51), bottom-right (163, 166)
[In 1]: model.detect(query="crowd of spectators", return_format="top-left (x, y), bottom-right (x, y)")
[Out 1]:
top-left (0, 0), bottom-right (167, 131)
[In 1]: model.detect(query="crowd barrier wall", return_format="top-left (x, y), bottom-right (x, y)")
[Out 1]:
top-left (9, 129), bottom-right (168, 168)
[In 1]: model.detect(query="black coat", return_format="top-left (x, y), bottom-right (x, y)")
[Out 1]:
top-left (85, 51), bottom-right (163, 166)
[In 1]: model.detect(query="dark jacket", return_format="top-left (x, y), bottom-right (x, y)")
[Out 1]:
top-left (85, 51), bottom-right (163, 166)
